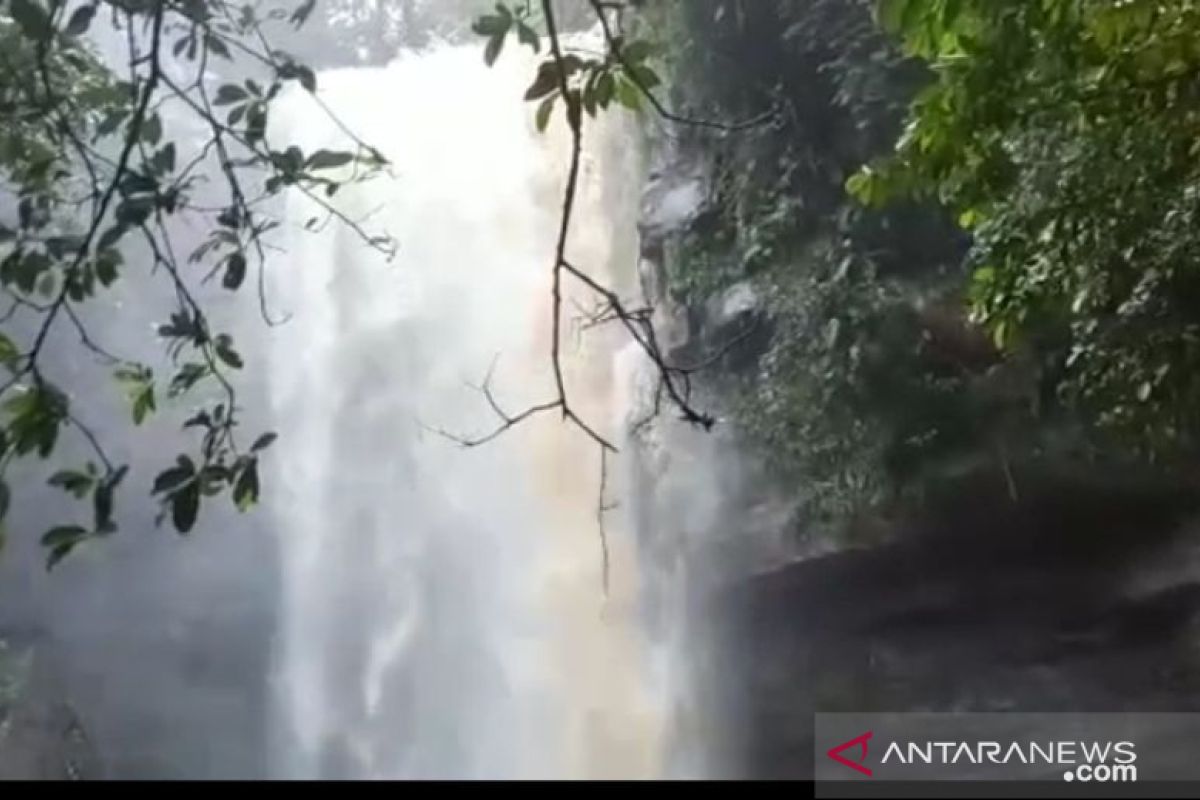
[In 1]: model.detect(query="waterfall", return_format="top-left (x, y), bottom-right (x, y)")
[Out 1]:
top-left (259, 42), bottom-right (673, 779)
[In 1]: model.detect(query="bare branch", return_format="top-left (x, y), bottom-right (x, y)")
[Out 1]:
top-left (427, 398), bottom-right (566, 449)
top-left (428, 359), bottom-right (617, 453)
top-left (562, 259), bottom-right (714, 430)
top-left (67, 411), bottom-right (115, 474)
top-left (543, 0), bottom-right (579, 414)
top-left (597, 447), bottom-right (613, 596)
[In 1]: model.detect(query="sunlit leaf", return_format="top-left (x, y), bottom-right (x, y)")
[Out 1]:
top-left (233, 458), bottom-right (259, 511)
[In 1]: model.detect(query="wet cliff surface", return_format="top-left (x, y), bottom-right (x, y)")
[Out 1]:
top-left (699, 473), bottom-right (1200, 778)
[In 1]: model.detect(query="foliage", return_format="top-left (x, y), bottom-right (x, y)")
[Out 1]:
top-left (850, 0), bottom-right (1200, 459)
top-left (0, 0), bottom-right (390, 568)
top-left (634, 0), bottom-right (1006, 532)
top-left (471, 1), bottom-right (662, 132)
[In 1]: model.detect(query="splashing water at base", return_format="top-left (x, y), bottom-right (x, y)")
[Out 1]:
top-left (259, 42), bottom-right (678, 779)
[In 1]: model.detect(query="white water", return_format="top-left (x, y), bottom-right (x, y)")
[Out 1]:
top-left (260, 43), bottom-right (674, 779)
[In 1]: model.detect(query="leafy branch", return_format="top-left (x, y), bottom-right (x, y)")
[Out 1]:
top-left (0, 0), bottom-right (393, 567)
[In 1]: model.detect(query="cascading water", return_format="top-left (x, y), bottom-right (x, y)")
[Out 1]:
top-left (258, 41), bottom-right (683, 779)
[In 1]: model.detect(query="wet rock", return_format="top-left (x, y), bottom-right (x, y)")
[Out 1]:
top-left (700, 471), bottom-right (1200, 778)
top-left (705, 281), bottom-right (759, 332)
top-left (0, 640), bottom-right (101, 779)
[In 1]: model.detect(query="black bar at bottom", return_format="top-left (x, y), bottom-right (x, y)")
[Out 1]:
top-left (815, 781), bottom-right (1200, 799)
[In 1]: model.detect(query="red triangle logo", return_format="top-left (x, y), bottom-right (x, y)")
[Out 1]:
top-left (826, 731), bottom-right (873, 777)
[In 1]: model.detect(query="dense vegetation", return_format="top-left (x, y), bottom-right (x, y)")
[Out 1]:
top-left (637, 0), bottom-right (1200, 542)
top-left (852, 0), bottom-right (1200, 462)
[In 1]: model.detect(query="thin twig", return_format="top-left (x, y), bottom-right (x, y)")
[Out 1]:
top-left (587, 0), bottom-right (778, 133)
top-left (597, 447), bottom-right (612, 596)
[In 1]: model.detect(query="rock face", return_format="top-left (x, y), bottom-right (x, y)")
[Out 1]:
top-left (698, 469), bottom-right (1200, 778)
top-left (0, 636), bottom-right (101, 779)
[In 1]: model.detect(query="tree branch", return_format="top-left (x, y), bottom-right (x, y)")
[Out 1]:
top-left (587, 0), bottom-right (778, 133)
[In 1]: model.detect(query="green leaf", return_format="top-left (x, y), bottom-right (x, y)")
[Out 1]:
top-left (153, 143), bottom-right (176, 175)
top-left (116, 196), bottom-right (154, 227)
top-left (245, 104), bottom-right (267, 142)
top-left (296, 65), bottom-right (316, 93)
top-left (516, 21), bottom-right (540, 53)
top-left (97, 224), bottom-right (128, 252)
top-left (0, 333), bottom-right (17, 370)
top-left (877, 0), bottom-right (914, 35)
top-left (615, 75), bottom-right (641, 110)
top-left (153, 461), bottom-right (194, 495)
top-left (49, 470), bottom-right (94, 499)
top-left (6, 383), bottom-right (66, 458)
top-left (0, 479), bottom-right (9, 522)
top-left (250, 432), bottom-right (277, 452)
top-left (484, 32), bottom-right (506, 67)
top-left (42, 525), bottom-right (87, 548)
top-left (628, 64), bottom-right (661, 90)
top-left (535, 95), bottom-right (555, 132)
top-left (525, 63), bottom-right (560, 101)
top-left (37, 272), bottom-right (54, 298)
top-left (583, 82), bottom-right (597, 117)
top-left (595, 72), bottom-right (615, 108)
top-left (64, 4), bottom-right (96, 35)
top-left (168, 362), bottom-right (208, 397)
top-left (171, 481), bottom-right (200, 534)
top-left (233, 458), bottom-right (259, 512)
top-left (214, 335), bottom-right (243, 369)
top-left (41, 525), bottom-right (89, 570)
top-left (97, 111), bottom-right (126, 138)
top-left (223, 252), bottom-right (246, 290)
top-left (306, 150), bottom-right (354, 170)
top-left (472, 14), bottom-right (508, 37)
top-left (290, 0), bottom-right (316, 28)
top-left (941, 0), bottom-right (963, 30)
top-left (95, 250), bottom-right (120, 287)
top-left (566, 91), bottom-right (582, 131)
top-left (10, 0), bottom-right (51, 41)
top-left (132, 384), bottom-right (155, 424)
top-left (206, 34), bottom-right (231, 60)
top-left (141, 115), bottom-right (163, 146)
top-left (93, 465), bottom-right (127, 534)
top-left (215, 84), bottom-right (248, 105)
